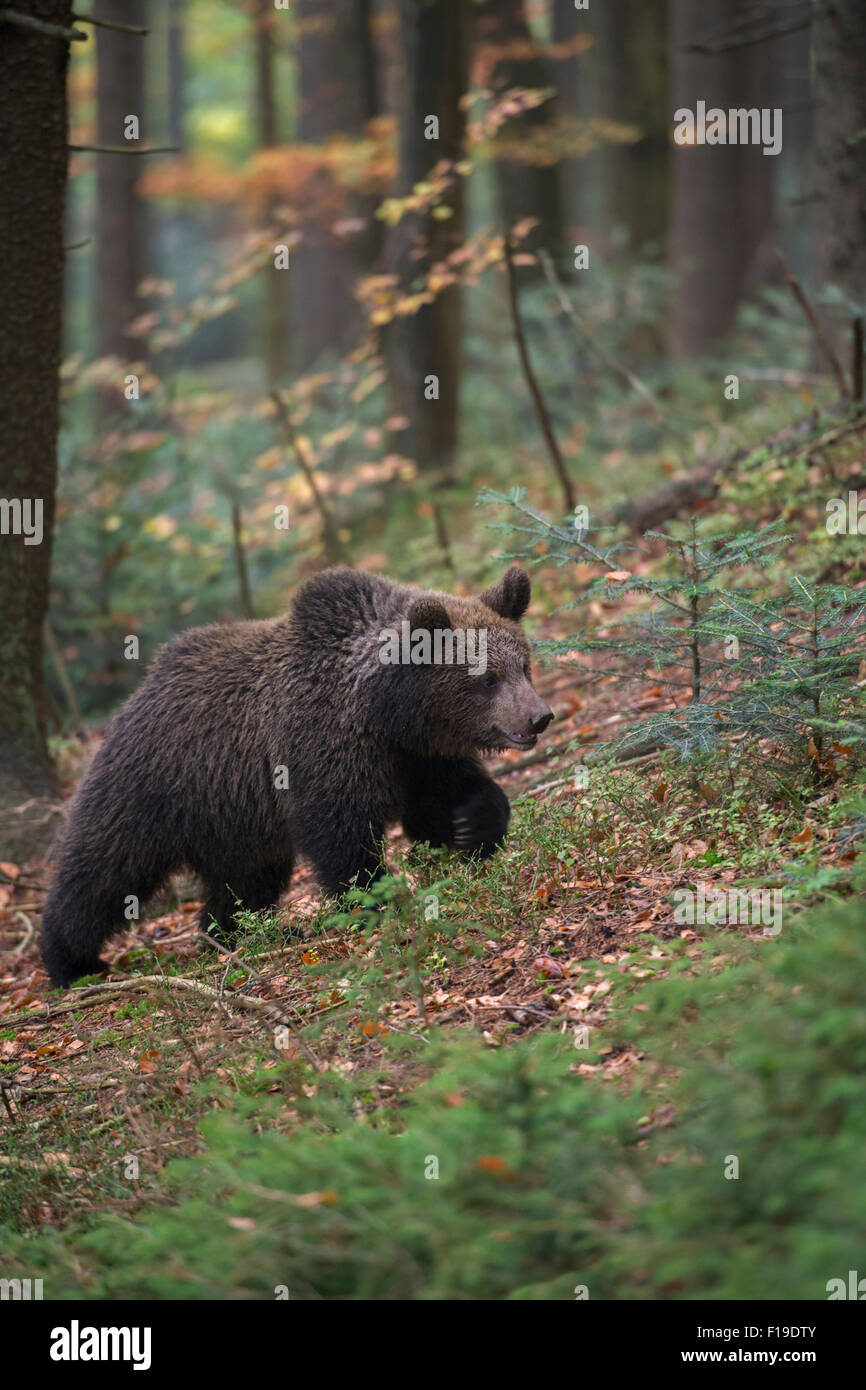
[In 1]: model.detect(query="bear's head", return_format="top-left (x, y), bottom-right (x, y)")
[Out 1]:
top-left (404, 566), bottom-right (554, 755)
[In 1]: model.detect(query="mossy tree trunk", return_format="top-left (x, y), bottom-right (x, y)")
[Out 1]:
top-left (0, 1), bottom-right (71, 858)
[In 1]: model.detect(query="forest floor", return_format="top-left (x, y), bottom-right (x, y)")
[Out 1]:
top-left (1, 414), bottom-right (863, 1243)
top-left (0, 642), bottom-right (850, 1231)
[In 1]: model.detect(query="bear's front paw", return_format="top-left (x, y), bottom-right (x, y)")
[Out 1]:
top-left (452, 788), bottom-right (509, 858)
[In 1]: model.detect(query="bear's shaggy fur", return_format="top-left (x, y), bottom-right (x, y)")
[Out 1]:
top-left (41, 566), bottom-right (552, 987)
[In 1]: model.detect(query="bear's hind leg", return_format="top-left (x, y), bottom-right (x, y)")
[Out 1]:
top-left (42, 890), bottom-right (116, 988)
top-left (42, 860), bottom-right (169, 988)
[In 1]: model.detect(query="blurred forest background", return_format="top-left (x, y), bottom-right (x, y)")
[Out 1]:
top-left (2, 0), bottom-right (865, 857)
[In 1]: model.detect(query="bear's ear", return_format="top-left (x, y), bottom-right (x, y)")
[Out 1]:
top-left (479, 565), bottom-right (531, 621)
top-left (408, 594), bottom-right (451, 633)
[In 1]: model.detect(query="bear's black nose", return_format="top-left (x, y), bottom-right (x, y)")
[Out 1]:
top-left (531, 709), bottom-right (554, 733)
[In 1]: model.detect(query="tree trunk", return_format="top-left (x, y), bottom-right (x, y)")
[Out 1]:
top-left (813, 0), bottom-right (866, 381)
top-left (774, 20), bottom-right (813, 282)
top-left (253, 0), bottom-right (289, 385)
top-left (0, 0), bottom-right (71, 857)
top-left (476, 0), bottom-right (565, 265)
top-left (95, 0), bottom-right (148, 363)
top-left (167, 0), bottom-right (185, 151)
top-left (386, 0), bottom-right (469, 479)
top-left (551, 0), bottom-right (596, 240)
top-left (254, 0), bottom-right (277, 148)
top-left (599, 0), bottom-right (668, 251)
top-left (293, 0), bottom-right (381, 369)
top-left (668, 0), bottom-right (777, 355)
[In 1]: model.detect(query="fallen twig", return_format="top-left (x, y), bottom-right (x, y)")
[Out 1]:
top-left (0, 1154), bottom-right (83, 1176)
top-left (11, 911), bottom-right (34, 954)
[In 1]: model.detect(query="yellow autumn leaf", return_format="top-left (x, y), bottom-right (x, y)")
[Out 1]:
top-left (143, 515), bottom-right (177, 539)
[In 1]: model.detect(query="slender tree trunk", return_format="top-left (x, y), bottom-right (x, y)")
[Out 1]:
top-left (551, 0), bottom-right (596, 239)
top-left (253, 0), bottom-right (289, 385)
top-left (0, 0), bottom-right (71, 857)
top-left (293, 0), bottom-right (381, 369)
top-left (668, 0), bottom-right (777, 354)
top-left (254, 0), bottom-right (277, 148)
top-left (95, 0), bottom-right (148, 363)
top-left (387, 0), bottom-right (469, 479)
top-left (813, 0), bottom-right (866, 374)
top-left (775, 21), bottom-right (813, 281)
top-left (167, 0), bottom-right (185, 151)
top-left (476, 0), bottom-right (565, 264)
top-left (599, 0), bottom-right (668, 250)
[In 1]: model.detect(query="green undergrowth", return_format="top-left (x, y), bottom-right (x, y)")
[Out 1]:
top-left (2, 885), bottom-right (864, 1299)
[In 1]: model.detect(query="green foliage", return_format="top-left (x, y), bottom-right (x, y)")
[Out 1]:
top-left (480, 489), bottom-right (865, 764)
top-left (705, 575), bottom-right (866, 765)
top-left (599, 894), bottom-right (866, 1299)
top-left (301, 869), bottom-right (480, 1034)
top-left (4, 893), bottom-right (865, 1299)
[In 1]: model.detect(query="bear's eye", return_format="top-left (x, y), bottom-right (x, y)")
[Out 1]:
top-left (482, 673), bottom-right (499, 691)
top-left (523, 662), bottom-right (531, 678)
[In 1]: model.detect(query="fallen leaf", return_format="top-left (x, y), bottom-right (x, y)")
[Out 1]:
top-left (475, 1155), bottom-right (513, 1178)
top-left (534, 955), bottom-right (565, 978)
top-left (295, 1189), bottom-right (338, 1208)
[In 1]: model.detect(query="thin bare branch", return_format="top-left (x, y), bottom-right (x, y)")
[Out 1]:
top-left (230, 501), bottom-right (255, 619)
top-left (0, 8), bottom-right (86, 41)
top-left (686, 10), bottom-right (814, 53)
top-left (776, 249), bottom-right (851, 401)
top-left (69, 144), bottom-right (180, 155)
top-left (269, 388), bottom-right (346, 563)
top-left (502, 234), bottom-right (575, 513)
top-left (538, 247), bottom-right (679, 435)
top-left (853, 318), bottom-right (864, 404)
top-left (72, 10), bottom-right (149, 35)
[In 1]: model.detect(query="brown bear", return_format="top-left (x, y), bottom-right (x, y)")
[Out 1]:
top-left (41, 565), bottom-right (553, 987)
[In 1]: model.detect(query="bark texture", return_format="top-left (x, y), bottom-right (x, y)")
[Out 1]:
top-left (0, 0), bottom-right (71, 856)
